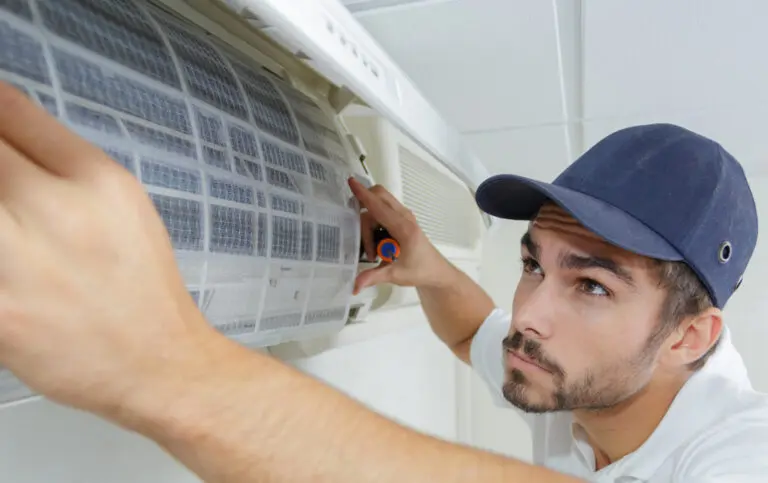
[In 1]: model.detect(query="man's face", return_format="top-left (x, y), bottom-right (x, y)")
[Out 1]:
top-left (503, 204), bottom-right (669, 413)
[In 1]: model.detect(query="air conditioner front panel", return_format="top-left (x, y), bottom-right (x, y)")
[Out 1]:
top-left (0, 0), bottom-right (364, 406)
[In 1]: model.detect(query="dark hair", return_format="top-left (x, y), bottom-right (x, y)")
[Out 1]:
top-left (651, 260), bottom-right (720, 371)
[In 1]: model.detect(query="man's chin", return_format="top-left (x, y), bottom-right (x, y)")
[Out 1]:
top-left (503, 397), bottom-right (558, 414)
top-left (502, 383), bottom-right (561, 414)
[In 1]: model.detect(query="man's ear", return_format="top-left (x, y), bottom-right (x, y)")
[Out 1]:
top-left (664, 308), bottom-right (723, 368)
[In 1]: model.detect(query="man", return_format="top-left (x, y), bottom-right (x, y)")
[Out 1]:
top-left (354, 121), bottom-right (768, 481)
top-left (0, 82), bottom-right (765, 482)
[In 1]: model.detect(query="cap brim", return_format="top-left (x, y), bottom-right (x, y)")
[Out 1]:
top-left (475, 174), bottom-right (684, 261)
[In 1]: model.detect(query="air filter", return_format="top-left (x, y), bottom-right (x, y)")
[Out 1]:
top-left (0, 0), bottom-right (361, 405)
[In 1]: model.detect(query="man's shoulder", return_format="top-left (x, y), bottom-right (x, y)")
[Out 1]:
top-left (691, 388), bottom-right (768, 446)
top-left (673, 388), bottom-right (768, 478)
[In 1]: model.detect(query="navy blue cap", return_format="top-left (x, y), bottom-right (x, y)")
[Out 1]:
top-left (475, 123), bottom-right (758, 308)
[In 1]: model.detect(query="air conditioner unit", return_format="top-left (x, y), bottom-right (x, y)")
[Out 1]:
top-left (0, 0), bottom-right (490, 405)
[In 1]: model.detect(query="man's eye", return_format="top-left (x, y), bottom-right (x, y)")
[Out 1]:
top-left (521, 257), bottom-right (543, 275)
top-left (579, 279), bottom-right (610, 297)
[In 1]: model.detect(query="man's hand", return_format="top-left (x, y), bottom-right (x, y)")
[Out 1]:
top-left (348, 178), bottom-right (454, 293)
top-left (348, 177), bottom-right (495, 363)
top-left (0, 83), bottom-right (216, 418)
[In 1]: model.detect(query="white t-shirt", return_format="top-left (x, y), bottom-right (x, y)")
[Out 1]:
top-left (470, 308), bottom-right (768, 482)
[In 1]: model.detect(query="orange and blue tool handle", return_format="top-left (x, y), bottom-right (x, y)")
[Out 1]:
top-left (373, 226), bottom-right (400, 263)
top-left (377, 238), bottom-right (400, 263)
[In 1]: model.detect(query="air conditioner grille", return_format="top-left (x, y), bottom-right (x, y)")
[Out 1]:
top-left (0, 0), bottom-right (362, 406)
top-left (399, 146), bottom-right (481, 250)
top-left (39, 0), bottom-right (182, 87)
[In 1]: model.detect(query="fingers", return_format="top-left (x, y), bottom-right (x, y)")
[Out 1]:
top-left (0, 82), bottom-right (105, 179)
top-left (348, 178), bottom-right (414, 240)
top-left (356, 180), bottom-right (410, 218)
top-left (353, 264), bottom-right (393, 294)
top-left (348, 178), bottom-right (399, 228)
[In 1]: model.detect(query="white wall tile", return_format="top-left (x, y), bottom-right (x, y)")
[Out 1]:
top-left (465, 124), bottom-right (572, 180)
top-left (583, 0), bottom-right (768, 119)
top-left (359, 0), bottom-right (566, 132)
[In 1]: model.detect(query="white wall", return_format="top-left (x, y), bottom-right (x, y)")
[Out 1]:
top-left (0, 308), bottom-right (459, 482)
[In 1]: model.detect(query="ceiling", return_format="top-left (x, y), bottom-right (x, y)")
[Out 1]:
top-left (347, 0), bottom-right (768, 180)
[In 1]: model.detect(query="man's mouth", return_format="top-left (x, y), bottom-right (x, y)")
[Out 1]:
top-left (506, 349), bottom-right (551, 374)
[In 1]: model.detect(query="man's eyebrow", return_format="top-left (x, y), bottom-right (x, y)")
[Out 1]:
top-left (560, 253), bottom-right (636, 287)
top-left (520, 231), bottom-right (538, 258)
top-left (521, 230), bottom-right (636, 287)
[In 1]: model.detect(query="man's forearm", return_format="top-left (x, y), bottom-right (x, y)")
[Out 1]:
top-left (417, 261), bottom-right (496, 361)
top-left (125, 334), bottom-right (580, 483)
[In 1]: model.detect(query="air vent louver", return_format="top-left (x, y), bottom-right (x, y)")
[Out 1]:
top-left (399, 146), bottom-right (481, 250)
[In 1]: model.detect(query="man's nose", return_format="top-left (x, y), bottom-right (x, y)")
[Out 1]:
top-left (512, 281), bottom-right (558, 340)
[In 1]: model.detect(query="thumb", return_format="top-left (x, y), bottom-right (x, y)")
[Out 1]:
top-left (353, 264), bottom-right (393, 294)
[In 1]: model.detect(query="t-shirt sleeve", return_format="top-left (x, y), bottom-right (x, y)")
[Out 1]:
top-left (469, 308), bottom-right (515, 409)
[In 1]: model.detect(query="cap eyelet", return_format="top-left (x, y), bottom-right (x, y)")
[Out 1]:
top-left (718, 241), bottom-right (732, 264)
